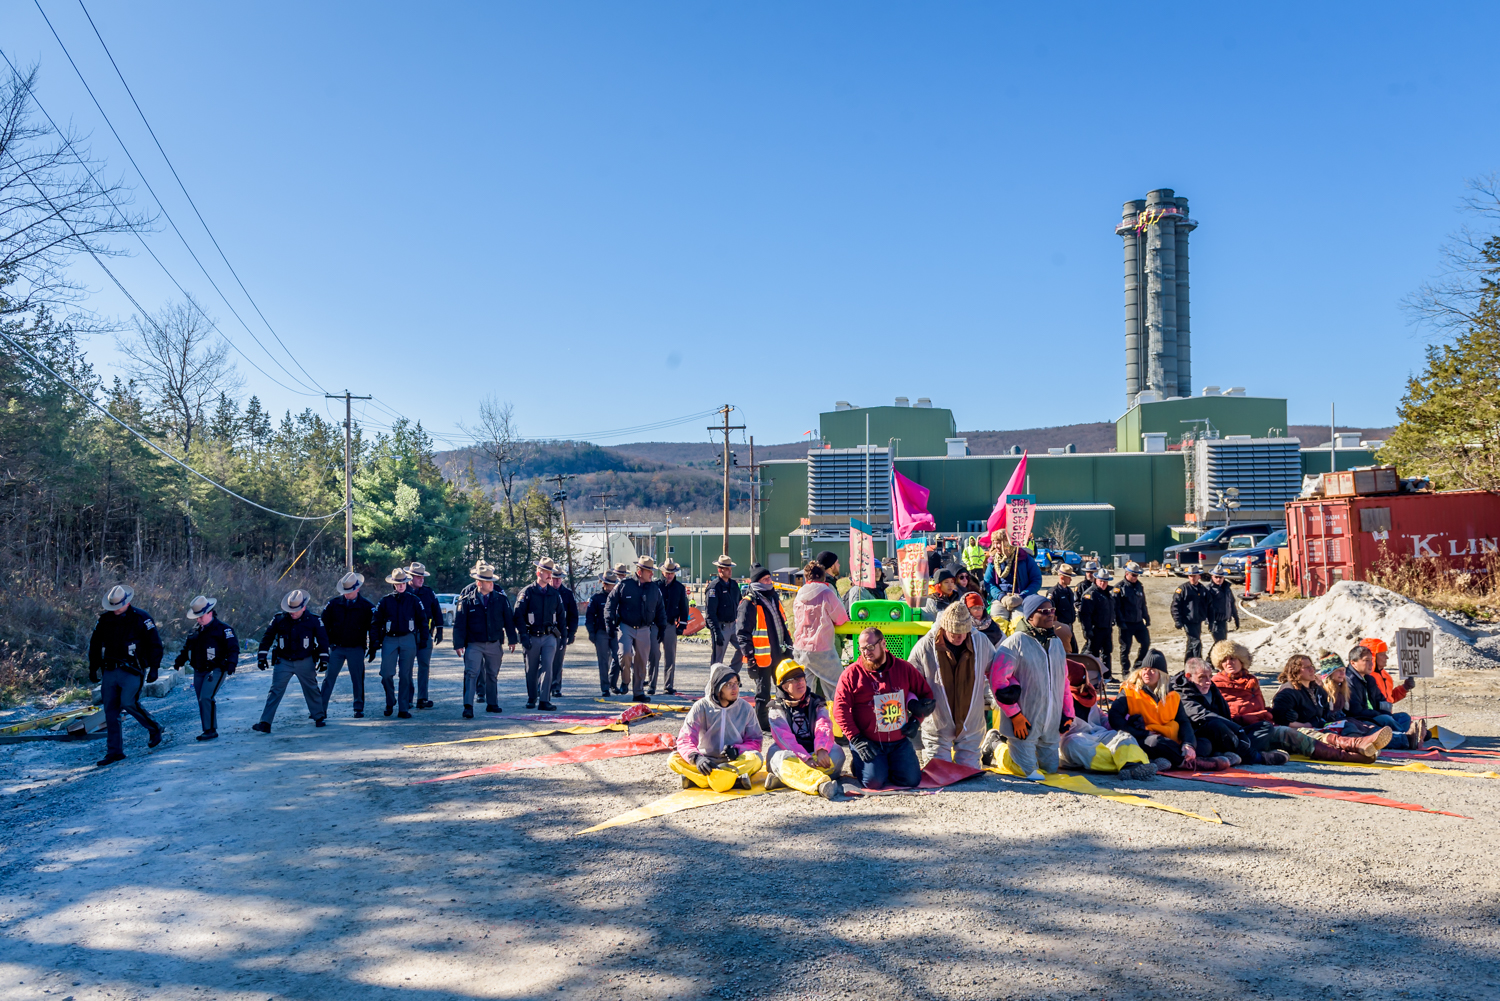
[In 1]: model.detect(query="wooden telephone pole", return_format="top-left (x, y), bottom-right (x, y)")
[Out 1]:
top-left (709, 405), bottom-right (744, 560)
top-left (591, 489), bottom-right (618, 574)
top-left (326, 391), bottom-right (371, 570)
top-left (548, 473), bottom-right (575, 584)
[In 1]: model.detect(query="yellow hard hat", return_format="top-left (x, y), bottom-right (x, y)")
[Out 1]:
top-left (774, 658), bottom-right (806, 688)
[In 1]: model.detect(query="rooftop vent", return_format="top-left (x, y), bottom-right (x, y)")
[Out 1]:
top-left (1335, 432), bottom-right (1362, 449)
top-left (915, 398), bottom-right (932, 408)
top-left (1047, 447), bottom-right (1067, 456)
top-left (1222, 387), bottom-right (1247, 397)
top-left (834, 401), bottom-right (854, 412)
top-left (945, 437), bottom-right (968, 457)
top-left (894, 396), bottom-right (909, 407)
top-left (1142, 432), bottom-right (1167, 453)
top-left (1201, 385), bottom-right (1221, 396)
top-left (1008, 445), bottom-right (1023, 455)
top-left (1136, 390), bottom-right (1162, 405)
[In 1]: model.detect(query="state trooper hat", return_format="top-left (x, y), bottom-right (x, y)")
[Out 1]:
top-left (470, 564), bottom-right (499, 582)
top-left (713, 554), bottom-right (736, 569)
top-left (185, 595), bottom-right (218, 619)
top-left (661, 559), bottom-right (682, 573)
top-left (536, 557), bottom-right (559, 574)
top-left (407, 562), bottom-right (430, 578)
top-left (635, 556), bottom-right (657, 571)
top-left (602, 572), bottom-right (620, 585)
top-left (338, 572), bottom-right (365, 594)
top-left (1124, 562), bottom-right (1143, 574)
top-left (1055, 564), bottom-right (1076, 578)
top-left (386, 567), bottom-right (413, 585)
top-left (280, 589), bottom-right (311, 614)
top-left (102, 584), bottom-right (134, 611)
top-left (1186, 566), bottom-right (1203, 577)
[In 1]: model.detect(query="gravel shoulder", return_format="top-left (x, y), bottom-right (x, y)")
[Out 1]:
top-left (2, 626), bottom-right (1498, 1001)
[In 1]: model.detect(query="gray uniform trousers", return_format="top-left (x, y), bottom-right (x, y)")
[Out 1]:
top-left (101, 668), bottom-right (159, 756)
top-left (616, 624), bottom-right (653, 697)
top-left (650, 628), bottom-right (678, 693)
top-left (710, 624), bottom-right (743, 669)
top-left (463, 641), bottom-right (505, 708)
top-left (523, 634), bottom-right (559, 703)
top-left (550, 640), bottom-right (568, 697)
top-left (415, 642), bottom-right (434, 702)
top-left (592, 632), bottom-right (613, 694)
top-left (194, 668), bottom-right (225, 733)
top-left (380, 633), bottom-right (418, 712)
top-left (261, 657), bottom-right (322, 724)
top-left (320, 646), bottom-right (367, 714)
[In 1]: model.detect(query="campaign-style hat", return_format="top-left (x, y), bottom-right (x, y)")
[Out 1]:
top-left (1186, 566), bottom-right (1203, 577)
top-left (281, 589), bottom-right (311, 613)
top-left (102, 584), bottom-right (134, 611)
top-left (338, 572), bottom-right (365, 594)
top-left (661, 559), bottom-right (682, 573)
top-left (185, 595), bottom-right (217, 619)
top-left (1124, 562), bottom-right (1143, 574)
top-left (602, 572), bottom-right (620, 585)
top-left (713, 554), bottom-right (736, 569)
top-left (1055, 564), bottom-right (1076, 578)
top-left (635, 556), bottom-right (657, 570)
top-left (536, 557), bottom-right (559, 574)
top-left (470, 564), bottom-right (499, 582)
top-left (407, 562), bottom-right (430, 578)
top-left (386, 567), bottom-right (413, 585)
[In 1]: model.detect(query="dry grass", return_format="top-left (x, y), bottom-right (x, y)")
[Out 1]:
top-left (1367, 550), bottom-right (1500, 621)
top-left (0, 559), bottom-right (345, 707)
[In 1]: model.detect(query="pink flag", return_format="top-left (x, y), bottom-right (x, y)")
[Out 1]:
top-left (979, 451), bottom-right (1027, 547)
top-left (891, 468), bottom-right (935, 540)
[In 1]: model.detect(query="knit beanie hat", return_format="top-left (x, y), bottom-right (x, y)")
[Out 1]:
top-left (1317, 652), bottom-right (1344, 678)
top-left (1021, 593), bottom-right (1052, 619)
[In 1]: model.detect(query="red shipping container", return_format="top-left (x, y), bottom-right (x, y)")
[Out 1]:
top-left (1286, 490), bottom-right (1500, 597)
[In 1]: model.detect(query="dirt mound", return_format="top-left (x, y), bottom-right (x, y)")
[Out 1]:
top-left (1238, 581), bottom-right (1500, 673)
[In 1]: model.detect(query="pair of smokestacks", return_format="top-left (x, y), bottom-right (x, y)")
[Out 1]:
top-left (1117, 189), bottom-right (1196, 408)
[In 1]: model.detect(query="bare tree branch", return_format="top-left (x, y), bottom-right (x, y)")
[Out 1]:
top-left (117, 296), bottom-right (241, 457)
top-left (1403, 172), bottom-right (1500, 332)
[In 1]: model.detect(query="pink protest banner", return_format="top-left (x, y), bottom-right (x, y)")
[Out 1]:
top-left (850, 518), bottom-right (877, 588)
top-left (1005, 494), bottom-right (1036, 546)
top-left (980, 452), bottom-right (1027, 547)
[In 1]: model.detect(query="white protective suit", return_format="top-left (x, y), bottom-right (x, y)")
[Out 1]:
top-left (996, 628), bottom-right (1070, 776)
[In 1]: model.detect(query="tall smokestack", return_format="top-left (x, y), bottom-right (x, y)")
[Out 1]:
top-left (1121, 199), bottom-right (1145, 404)
top-left (1173, 195), bottom-right (1196, 398)
top-left (1116, 189), bottom-right (1197, 408)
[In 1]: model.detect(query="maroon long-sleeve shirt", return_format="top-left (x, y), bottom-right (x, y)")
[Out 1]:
top-left (832, 653), bottom-right (935, 744)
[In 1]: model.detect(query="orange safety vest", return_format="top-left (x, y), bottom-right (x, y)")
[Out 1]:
top-left (1123, 687), bottom-right (1181, 742)
top-left (752, 604), bottom-right (772, 668)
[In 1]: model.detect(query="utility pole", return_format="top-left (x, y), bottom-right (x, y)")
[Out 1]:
top-left (591, 489), bottom-right (617, 575)
top-left (709, 405), bottom-right (744, 560)
top-left (326, 391), bottom-right (371, 571)
top-left (548, 473), bottom-right (575, 585)
top-left (745, 436), bottom-right (770, 568)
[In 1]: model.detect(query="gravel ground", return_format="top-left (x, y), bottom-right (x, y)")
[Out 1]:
top-left (2, 613), bottom-right (1499, 1001)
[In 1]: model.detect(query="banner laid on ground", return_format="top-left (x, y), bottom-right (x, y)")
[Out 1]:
top-left (1172, 768), bottom-right (1469, 817)
top-left (850, 517), bottom-right (877, 587)
top-left (420, 732), bottom-right (675, 783)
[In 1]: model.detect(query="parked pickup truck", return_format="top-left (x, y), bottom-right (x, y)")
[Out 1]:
top-left (1163, 522), bottom-right (1281, 575)
top-left (1214, 529), bottom-right (1289, 582)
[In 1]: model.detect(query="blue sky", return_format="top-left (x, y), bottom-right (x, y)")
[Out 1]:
top-left (4, 2), bottom-right (1498, 447)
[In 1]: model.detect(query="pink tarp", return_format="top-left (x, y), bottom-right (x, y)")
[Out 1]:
top-left (1170, 768), bottom-right (1469, 818)
top-left (419, 732), bottom-right (675, 784)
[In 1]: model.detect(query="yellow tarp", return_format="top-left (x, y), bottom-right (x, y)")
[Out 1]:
top-left (405, 724), bottom-right (626, 748)
top-left (1288, 756), bottom-right (1499, 779)
top-left (578, 773), bottom-right (772, 834)
top-left (979, 767), bottom-right (1222, 825)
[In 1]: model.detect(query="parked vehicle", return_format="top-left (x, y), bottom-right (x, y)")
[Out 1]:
top-left (1162, 522), bottom-right (1281, 574)
top-left (1214, 529), bottom-right (1289, 582)
top-left (435, 593), bottom-right (458, 627)
top-left (1034, 546), bottom-right (1084, 572)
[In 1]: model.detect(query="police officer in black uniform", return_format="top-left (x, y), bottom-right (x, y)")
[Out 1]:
top-left (704, 555), bottom-right (741, 667)
top-left (1206, 566), bottom-right (1240, 644)
top-left (653, 559), bottom-right (689, 696)
top-left (321, 572), bottom-right (375, 718)
top-left (605, 556), bottom-right (667, 704)
top-left (1048, 565), bottom-right (1079, 653)
top-left (586, 573), bottom-right (618, 697)
top-left (1112, 562), bottom-right (1151, 672)
top-left (369, 568), bottom-right (430, 718)
top-left (254, 589), bottom-right (330, 732)
top-left (406, 562), bottom-right (445, 709)
top-left (549, 567), bottom-right (579, 699)
top-left (173, 595), bottom-right (239, 741)
top-left (88, 584), bottom-right (164, 767)
top-left (1171, 567), bottom-right (1212, 661)
top-left (514, 558), bottom-right (566, 710)
top-left (1077, 568), bottom-right (1117, 680)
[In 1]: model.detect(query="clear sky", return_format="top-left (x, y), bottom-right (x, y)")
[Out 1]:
top-left (4, 1), bottom-right (1498, 448)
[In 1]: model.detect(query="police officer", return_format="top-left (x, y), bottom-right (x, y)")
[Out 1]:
top-left (1206, 566), bottom-right (1241, 643)
top-left (369, 568), bottom-right (429, 718)
top-left (607, 563), bottom-right (632, 692)
top-left (406, 562), bottom-right (445, 710)
top-left (253, 589), bottom-right (330, 732)
top-left (173, 595), bottom-right (239, 741)
top-left (1112, 562), bottom-right (1151, 672)
top-left (704, 555), bottom-right (741, 667)
top-left (606, 555), bottom-right (667, 704)
top-left (1171, 567), bottom-right (1212, 661)
top-left (549, 567), bottom-right (579, 699)
top-left (1048, 565), bottom-right (1079, 653)
top-left (88, 585), bottom-right (164, 766)
top-left (1077, 568), bottom-right (1117, 680)
top-left (653, 559), bottom-right (689, 696)
top-left (321, 572), bottom-right (374, 718)
top-left (586, 573), bottom-right (619, 697)
top-left (515, 558), bottom-right (566, 710)
top-left (452, 562), bottom-right (518, 718)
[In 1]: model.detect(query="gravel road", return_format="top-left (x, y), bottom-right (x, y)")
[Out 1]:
top-left (2, 609), bottom-right (1498, 1001)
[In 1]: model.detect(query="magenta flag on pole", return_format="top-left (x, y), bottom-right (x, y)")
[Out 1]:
top-left (891, 469), bottom-right (936, 540)
top-left (979, 451), bottom-right (1028, 547)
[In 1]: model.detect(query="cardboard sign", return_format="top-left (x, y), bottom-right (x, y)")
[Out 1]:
top-left (850, 518), bottom-right (877, 588)
top-left (1395, 627), bottom-right (1434, 679)
top-left (1004, 494), bottom-right (1036, 547)
top-left (895, 537), bottom-right (927, 606)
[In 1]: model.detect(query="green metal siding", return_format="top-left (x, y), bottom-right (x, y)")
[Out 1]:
top-left (819, 406), bottom-right (957, 457)
top-left (1300, 448), bottom-right (1378, 476)
top-left (1116, 396), bottom-right (1290, 451)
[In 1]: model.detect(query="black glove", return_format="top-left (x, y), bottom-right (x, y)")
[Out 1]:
top-left (317, 654), bottom-right (329, 673)
top-left (676, 624), bottom-right (686, 635)
top-left (1128, 713), bottom-right (1145, 731)
top-left (900, 717), bottom-right (923, 739)
top-left (725, 746), bottom-right (740, 760)
top-left (366, 646), bottom-right (377, 663)
top-left (693, 754), bottom-right (715, 775)
top-left (173, 651), bottom-right (188, 670)
top-left (146, 667), bottom-right (159, 684)
top-left (435, 627), bottom-right (444, 645)
top-left (89, 668), bottom-right (99, 684)
top-left (567, 633), bottom-right (576, 645)
top-left (850, 736), bottom-right (879, 763)
top-left (224, 664), bottom-right (236, 676)
top-left (258, 653), bottom-right (269, 671)
top-left (994, 683), bottom-right (1022, 706)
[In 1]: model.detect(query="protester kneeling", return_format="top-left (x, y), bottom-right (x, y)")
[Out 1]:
top-left (832, 627), bottom-right (936, 789)
top-left (909, 602), bottom-right (996, 769)
top-left (990, 594), bottom-right (1071, 782)
top-left (669, 663), bottom-right (765, 792)
top-left (765, 659), bottom-right (845, 799)
top-left (1108, 650), bottom-right (1200, 771)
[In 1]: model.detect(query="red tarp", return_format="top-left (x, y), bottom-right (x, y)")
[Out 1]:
top-left (847, 758), bottom-right (982, 795)
top-left (419, 732), bottom-right (675, 784)
top-left (1170, 768), bottom-right (1469, 818)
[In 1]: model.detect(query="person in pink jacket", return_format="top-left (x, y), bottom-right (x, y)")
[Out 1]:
top-left (668, 662), bottom-right (765, 792)
top-left (765, 659), bottom-right (845, 798)
top-left (792, 561), bottom-right (850, 696)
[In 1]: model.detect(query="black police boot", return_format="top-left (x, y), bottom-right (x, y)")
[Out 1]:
top-left (196, 731), bottom-right (218, 741)
top-left (147, 727), bottom-right (163, 748)
top-left (525, 700), bottom-right (536, 709)
top-left (486, 705), bottom-right (502, 713)
top-left (252, 721), bottom-right (271, 733)
top-left (95, 752), bottom-right (126, 767)
top-left (353, 710), bottom-right (364, 718)
top-left (462, 705), bottom-right (474, 719)
top-left (537, 700), bottom-right (557, 711)
top-left (396, 710), bottom-right (412, 719)
top-left (384, 704), bottom-right (394, 717)
top-left (314, 717), bottom-right (327, 727)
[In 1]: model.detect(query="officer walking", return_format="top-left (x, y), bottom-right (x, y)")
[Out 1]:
top-left (549, 567), bottom-right (579, 699)
top-left (406, 562), bottom-right (445, 710)
top-left (452, 562), bottom-right (518, 718)
top-left (607, 563), bottom-right (631, 692)
top-left (1077, 568), bottom-right (1117, 680)
top-left (320, 572), bottom-right (374, 718)
top-left (253, 589), bottom-right (330, 733)
top-left (704, 555), bottom-right (741, 666)
top-left (653, 559), bottom-right (689, 696)
top-left (173, 595), bottom-right (239, 741)
top-left (515, 558), bottom-right (566, 710)
top-left (1171, 567), bottom-right (1211, 661)
top-left (88, 585), bottom-right (164, 767)
top-left (369, 568), bottom-right (429, 718)
top-left (1047, 565), bottom-right (1079, 653)
top-left (605, 555), bottom-right (666, 704)
top-left (1205, 567), bottom-right (1240, 644)
top-left (733, 564), bottom-right (792, 731)
top-left (586, 573), bottom-right (619, 697)
top-left (1112, 562), bottom-right (1151, 672)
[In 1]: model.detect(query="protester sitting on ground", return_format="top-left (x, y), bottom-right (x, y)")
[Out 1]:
top-left (1272, 654), bottom-right (1391, 762)
top-left (909, 602), bottom-right (996, 769)
top-left (1361, 637), bottom-right (1417, 716)
top-left (764, 659), bottom-right (845, 799)
top-left (1057, 655), bottom-right (1156, 778)
top-left (953, 569), bottom-right (980, 598)
top-left (990, 594), bottom-right (1072, 781)
top-left (1345, 643), bottom-right (1422, 749)
top-left (831, 627), bottom-right (936, 789)
top-left (791, 561), bottom-right (850, 697)
top-left (1168, 658), bottom-right (1245, 768)
top-left (1107, 650), bottom-right (1199, 771)
top-left (669, 662), bottom-right (765, 792)
top-left (1210, 641), bottom-right (1388, 764)
top-left (923, 568), bottom-right (961, 621)
top-left (965, 591), bottom-right (1004, 647)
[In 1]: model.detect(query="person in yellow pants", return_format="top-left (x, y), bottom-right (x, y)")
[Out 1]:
top-left (668, 662), bottom-right (765, 792)
top-left (764, 659), bottom-right (845, 799)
